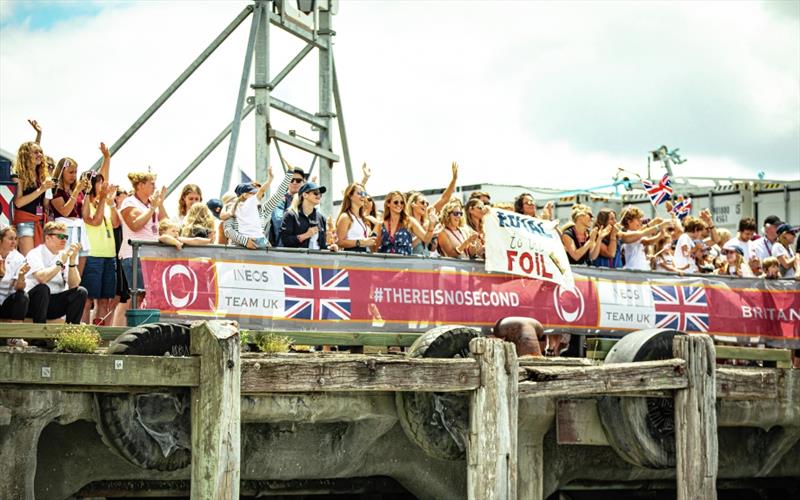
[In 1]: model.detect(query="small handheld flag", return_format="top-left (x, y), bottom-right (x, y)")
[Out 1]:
top-left (672, 197), bottom-right (692, 220)
top-left (641, 174), bottom-right (673, 206)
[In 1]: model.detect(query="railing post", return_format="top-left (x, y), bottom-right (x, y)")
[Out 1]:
top-left (468, 337), bottom-right (518, 500)
top-left (190, 321), bottom-right (241, 499)
top-left (674, 334), bottom-right (718, 500)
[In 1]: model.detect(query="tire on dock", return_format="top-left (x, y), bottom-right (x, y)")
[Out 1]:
top-left (596, 328), bottom-right (685, 469)
top-left (93, 322), bottom-right (192, 471)
top-left (395, 325), bottom-right (480, 460)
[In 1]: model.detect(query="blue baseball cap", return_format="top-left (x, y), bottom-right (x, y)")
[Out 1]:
top-left (234, 183), bottom-right (258, 196)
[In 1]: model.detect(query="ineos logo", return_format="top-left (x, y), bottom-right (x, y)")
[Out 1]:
top-left (553, 284), bottom-right (585, 323)
top-left (161, 264), bottom-right (198, 309)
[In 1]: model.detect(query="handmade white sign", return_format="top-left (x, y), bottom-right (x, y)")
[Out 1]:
top-left (483, 208), bottom-right (575, 289)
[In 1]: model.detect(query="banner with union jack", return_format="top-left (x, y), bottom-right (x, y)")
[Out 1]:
top-left (641, 174), bottom-right (673, 206)
top-left (283, 266), bottom-right (351, 320)
top-left (652, 285), bottom-right (709, 332)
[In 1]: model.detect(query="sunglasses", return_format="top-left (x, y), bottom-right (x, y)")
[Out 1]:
top-left (452, 211), bottom-right (463, 217)
top-left (391, 200), bottom-right (405, 206)
top-left (418, 200), bottom-right (429, 206)
top-left (290, 178), bottom-right (305, 184)
top-left (524, 201), bottom-right (536, 206)
top-left (307, 190), bottom-right (321, 196)
top-left (48, 233), bottom-right (69, 240)
top-left (357, 191), bottom-right (368, 197)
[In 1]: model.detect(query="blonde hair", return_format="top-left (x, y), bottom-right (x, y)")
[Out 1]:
top-left (407, 191), bottom-right (429, 225)
top-left (383, 191), bottom-right (410, 228)
top-left (12, 141), bottom-right (48, 191)
top-left (177, 184), bottom-right (203, 217)
top-left (158, 219), bottom-right (179, 235)
top-left (44, 221), bottom-right (67, 234)
top-left (181, 203), bottom-right (215, 237)
top-left (128, 171), bottom-right (156, 190)
top-left (440, 201), bottom-right (465, 228)
top-left (53, 157), bottom-right (79, 192)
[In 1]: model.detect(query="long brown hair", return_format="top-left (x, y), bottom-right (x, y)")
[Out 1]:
top-left (465, 198), bottom-right (484, 233)
top-left (383, 190), bottom-right (409, 228)
top-left (53, 157), bottom-right (79, 192)
top-left (337, 183), bottom-right (365, 221)
top-left (11, 142), bottom-right (48, 191)
top-left (177, 184), bottom-right (203, 217)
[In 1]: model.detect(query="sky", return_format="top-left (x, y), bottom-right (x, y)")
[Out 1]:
top-left (1, 0), bottom-right (798, 209)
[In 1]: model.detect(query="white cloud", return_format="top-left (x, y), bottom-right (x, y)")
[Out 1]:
top-left (1, 0), bottom-right (797, 211)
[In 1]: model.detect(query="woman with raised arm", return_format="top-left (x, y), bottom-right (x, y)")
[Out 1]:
top-left (119, 172), bottom-right (168, 297)
top-left (560, 205), bottom-right (601, 265)
top-left (81, 156), bottom-right (121, 325)
top-left (51, 157), bottom-right (92, 271)
top-left (11, 141), bottom-right (54, 255)
top-left (361, 195), bottom-right (381, 233)
top-left (407, 191), bottom-right (440, 256)
top-left (372, 191), bottom-right (416, 256)
top-left (438, 201), bottom-right (481, 259)
top-left (429, 162), bottom-right (460, 212)
top-left (619, 206), bottom-right (673, 271)
top-left (336, 183), bottom-right (376, 253)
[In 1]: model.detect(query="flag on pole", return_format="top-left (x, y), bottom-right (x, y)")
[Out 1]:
top-left (641, 174), bottom-right (672, 206)
top-left (671, 197), bottom-right (692, 220)
top-left (240, 168), bottom-right (253, 184)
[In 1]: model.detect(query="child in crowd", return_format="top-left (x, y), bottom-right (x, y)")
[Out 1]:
top-left (181, 203), bottom-right (216, 243)
top-left (229, 170), bottom-right (274, 249)
top-left (158, 220), bottom-right (212, 250)
top-left (762, 257), bottom-right (781, 279)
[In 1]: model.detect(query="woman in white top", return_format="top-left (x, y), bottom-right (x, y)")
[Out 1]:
top-left (771, 224), bottom-right (799, 278)
top-left (0, 227), bottom-right (31, 322)
top-left (714, 246), bottom-right (749, 277)
top-left (119, 171), bottom-right (168, 298)
top-left (336, 183), bottom-right (376, 253)
top-left (619, 206), bottom-right (672, 271)
top-left (170, 184), bottom-right (203, 227)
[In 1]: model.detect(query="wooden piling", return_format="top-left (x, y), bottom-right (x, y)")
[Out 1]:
top-left (190, 321), bottom-right (241, 500)
top-left (674, 335), bottom-right (718, 500)
top-left (467, 337), bottom-right (518, 500)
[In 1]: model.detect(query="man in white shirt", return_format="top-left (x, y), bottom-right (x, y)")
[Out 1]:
top-left (25, 222), bottom-right (88, 323)
top-left (751, 215), bottom-right (781, 262)
top-left (724, 217), bottom-right (758, 266)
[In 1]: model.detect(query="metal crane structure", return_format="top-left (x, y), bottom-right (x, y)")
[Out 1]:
top-left (88, 0), bottom-right (351, 215)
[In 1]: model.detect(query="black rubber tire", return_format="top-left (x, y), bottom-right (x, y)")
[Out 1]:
top-left (395, 325), bottom-right (480, 461)
top-left (597, 328), bottom-right (685, 469)
top-left (94, 322), bottom-right (192, 471)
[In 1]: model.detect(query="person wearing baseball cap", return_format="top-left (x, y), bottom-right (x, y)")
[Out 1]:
top-left (751, 215), bottom-right (782, 261)
top-left (772, 223), bottom-right (799, 278)
top-left (278, 182), bottom-right (336, 251)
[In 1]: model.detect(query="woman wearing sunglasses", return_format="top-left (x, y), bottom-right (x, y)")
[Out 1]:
top-left (335, 183), bottom-right (376, 253)
top-left (438, 201), bottom-right (481, 259)
top-left (406, 192), bottom-right (441, 256)
top-left (374, 191), bottom-right (416, 256)
top-left (278, 182), bottom-right (335, 251)
top-left (560, 205), bottom-right (601, 265)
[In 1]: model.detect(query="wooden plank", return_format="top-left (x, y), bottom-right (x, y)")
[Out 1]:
top-left (0, 352), bottom-right (199, 387)
top-left (716, 367), bottom-right (779, 400)
top-left (518, 359), bottom-right (687, 398)
top-left (241, 355), bottom-right (479, 393)
top-left (715, 345), bottom-right (792, 363)
top-left (674, 335), bottom-right (718, 500)
top-left (467, 337), bottom-right (518, 500)
top-left (249, 330), bottom-right (421, 347)
top-left (190, 321), bottom-right (241, 500)
top-left (0, 323), bottom-right (125, 341)
top-left (518, 357), bottom-right (593, 367)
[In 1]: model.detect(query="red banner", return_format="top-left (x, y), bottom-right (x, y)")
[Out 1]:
top-left (137, 245), bottom-right (800, 348)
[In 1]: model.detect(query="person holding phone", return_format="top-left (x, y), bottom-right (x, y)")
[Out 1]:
top-left (336, 183), bottom-right (375, 253)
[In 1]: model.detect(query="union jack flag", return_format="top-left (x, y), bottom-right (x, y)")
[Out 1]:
top-left (283, 266), bottom-right (351, 320)
top-left (671, 197), bottom-right (692, 220)
top-left (641, 174), bottom-right (673, 206)
top-left (651, 285), bottom-right (709, 332)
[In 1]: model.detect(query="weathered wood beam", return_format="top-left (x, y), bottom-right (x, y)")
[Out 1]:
top-left (716, 366), bottom-right (779, 400)
top-left (190, 321), bottom-right (241, 500)
top-left (467, 337), bottom-right (518, 500)
top-left (674, 335), bottom-right (718, 500)
top-left (0, 323), bottom-right (125, 341)
top-left (518, 359), bottom-right (687, 398)
top-left (252, 330), bottom-right (421, 347)
top-left (241, 355), bottom-right (479, 393)
top-left (0, 352), bottom-right (199, 387)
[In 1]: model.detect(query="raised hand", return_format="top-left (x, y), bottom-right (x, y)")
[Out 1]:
top-left (267, 165), bottom-right (274, 182)
top-left (28, 119), bottom-right (41, 134)
top-left (362, 162), bottom-right (371, 178)
top-left (99, 142), bottom-right (110, 158)
top-left (451, 161), bottom-right (459, 179)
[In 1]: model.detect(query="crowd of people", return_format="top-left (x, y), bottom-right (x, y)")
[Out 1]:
top-left (1, 119), bottom-right (798, 339)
